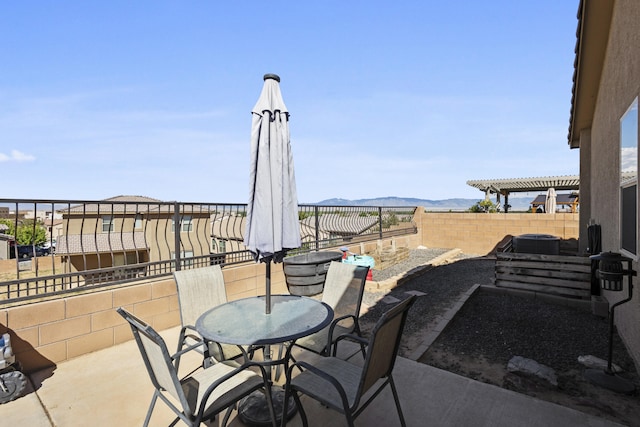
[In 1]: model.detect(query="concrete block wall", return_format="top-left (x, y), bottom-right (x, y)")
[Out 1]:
top-left (0, 213), bottom-right (578, 372)
top-left (0, 256), bottom-right (63, 275)
top-left (0, 260), bottom-right (292, 373)
top-left (417, 211), bottom-right (579, 255)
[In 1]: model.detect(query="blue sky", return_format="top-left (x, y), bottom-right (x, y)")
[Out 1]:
top-left (1, 1), bottom-right (580, 203)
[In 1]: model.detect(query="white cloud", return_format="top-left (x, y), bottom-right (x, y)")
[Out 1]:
top-left (0, 150), bottom-right (36, 162)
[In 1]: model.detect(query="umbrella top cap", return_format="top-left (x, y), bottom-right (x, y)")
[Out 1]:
top-left (263, 73), bottom-right (280, 82)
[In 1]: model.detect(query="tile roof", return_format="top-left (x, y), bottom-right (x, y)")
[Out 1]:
top-left (530, 193), bottom-right (579, 206)
top-left (301, 214), bottom-right (378, 235)
top-left (61, 196), bottom-right (166, 214)
top-left (56, 232), bottom-right (148, 255)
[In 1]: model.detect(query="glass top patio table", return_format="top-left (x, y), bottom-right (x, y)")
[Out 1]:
top-left (195, 294), bottom-right (333, 347)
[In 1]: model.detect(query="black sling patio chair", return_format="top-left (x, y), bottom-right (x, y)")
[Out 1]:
top-left (281, 295), bottom-right (416, 427)
top-left (117, 307), bottom-right (277, 427)
top-left (291, 261), bottom-right (369, 357)
top-left (276, 262), bottom-right (368, 380)
top-left (174, 265), bottom-right (253, 369)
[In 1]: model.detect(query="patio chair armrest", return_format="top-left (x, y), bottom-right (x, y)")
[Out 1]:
top-left (171, 340), bottom-right (207, 363)
top-left (330, 314), bottom-right (357, 331)
top-left (177, 324), bottom-right (202, 345)
top-left (333, 333), bottom-right (368, 356)
top-left (327, 314), bottom-right (357, 341)
top-left (181, 324), bottom-right (198, 333)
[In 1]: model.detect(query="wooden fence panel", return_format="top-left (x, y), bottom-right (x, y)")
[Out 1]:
top-left (495, 252), bottom-right (592, 299)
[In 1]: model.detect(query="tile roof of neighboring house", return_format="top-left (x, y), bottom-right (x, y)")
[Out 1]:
top-left (211, 214), bottom-right (332, 244)
top-left (105, 195), bottom-right (164, 203)
top-left (61, 196), bottom-right (165, 214)
top-left (299, 221), bottom-right (331, 242)
top-left (56, 232), bottom-right (148, 255)
top-left (61, 196), bottom-right (211, 215)
top-left (301, 214), bottom-right (378, 236)
top-left (212, 215), bottom-right (246, 242)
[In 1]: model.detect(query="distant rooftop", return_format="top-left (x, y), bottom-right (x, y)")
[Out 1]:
top-left (530, 193), bottom-right (579, 206)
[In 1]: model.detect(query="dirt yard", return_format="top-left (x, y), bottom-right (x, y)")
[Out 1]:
top-left (418, 291), bottom-right (640, 426)
top-left (359, 257), bottom-right (640, 427)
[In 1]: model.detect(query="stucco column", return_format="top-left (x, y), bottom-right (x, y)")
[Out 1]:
top-left (579, 128), bottom-right (592, 254)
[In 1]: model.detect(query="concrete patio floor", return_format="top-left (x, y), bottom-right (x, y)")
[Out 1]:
top-left (0, 324), bottom-right (625, 427)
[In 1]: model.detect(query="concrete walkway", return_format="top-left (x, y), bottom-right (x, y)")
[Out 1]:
top-left (0, 325), bottom-right (624, 427)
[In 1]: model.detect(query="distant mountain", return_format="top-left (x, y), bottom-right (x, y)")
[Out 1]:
top-left (312, 196), bottom-right (534, 211)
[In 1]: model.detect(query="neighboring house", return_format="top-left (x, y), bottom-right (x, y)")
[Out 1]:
top-left (211, 214), bottom-right (246, 255)
top-left (0, 233), bottom-right (13, 260)
top-left (529, 193), bottom-right (580, 213)
top-left (301, 214), bottom-right (378, 239)
top-left (210, 213), bottom-right (333, 254)
top-left (24, 209), bottom-right (62, 222)
top-left (568, 0), bottom-right (639, 366)
top-left (56, 196), bottom-right (211, 281)
top-left (43, 218), bottom-right (63, 245)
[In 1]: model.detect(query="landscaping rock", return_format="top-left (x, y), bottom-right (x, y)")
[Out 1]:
top-left (507, 355), bottom-right (558, 387)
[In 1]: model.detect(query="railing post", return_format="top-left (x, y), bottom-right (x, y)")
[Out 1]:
top-left (174, 202), bottom-right (181, 271)
top-left (314, 206), bottom-right (320, 251)
top-left (0, 199), bottom-right (420, 303)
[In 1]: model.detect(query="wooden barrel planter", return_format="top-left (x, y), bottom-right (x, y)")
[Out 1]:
top-left (283, 251), bottom-right (343, 296)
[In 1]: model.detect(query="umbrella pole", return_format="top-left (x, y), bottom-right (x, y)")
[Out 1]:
top-left (266, 260), bottom-right (271, 314)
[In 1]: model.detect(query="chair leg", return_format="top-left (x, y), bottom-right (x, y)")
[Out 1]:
top-left (280, 383), bottom-right (291, 427)
top-left (221, 405), bottom-right (234, 427)
top-left (345, 412), bottom-right (356, 427)
top-left (143, 391), bottom-right (159, 427)
top-left (389, 376), bottom-right (407, 427)
top-left (358, 341), bottom-right (366, 358)
top-left (292, 391), bottom-right (308, 427)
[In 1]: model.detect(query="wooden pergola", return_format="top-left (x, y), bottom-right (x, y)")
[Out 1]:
top-left (466, 175), bottom-right (580, 213)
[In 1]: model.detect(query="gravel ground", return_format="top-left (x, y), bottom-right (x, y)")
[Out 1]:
top-left (357, 250), bottom-right (640, 425)
top-left (428, 290), bottom-right (638, 373)
top-left (416, 267), bottom-right (640, 426)
top-left (360, 251), bottom-right (496, 355)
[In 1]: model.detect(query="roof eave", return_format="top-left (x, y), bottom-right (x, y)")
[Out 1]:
top-left (568, 0), bottom-right (615, 148)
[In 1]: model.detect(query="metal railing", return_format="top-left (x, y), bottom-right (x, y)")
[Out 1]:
top-left (0, 198), bottom-right (417, 304)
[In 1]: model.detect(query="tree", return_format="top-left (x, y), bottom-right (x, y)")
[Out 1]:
top-left (469, 199), bottom-right (497, 213)
top-left (0, 219), bottom-right (47, 245)
top-left (0, 219), bottom-right (15, 236)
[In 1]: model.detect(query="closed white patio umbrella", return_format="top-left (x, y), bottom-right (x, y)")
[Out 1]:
top-left (244, 73), bottom-right (301, 314)
top-left (545, 187), bottom-right (557, 214)
top-left (241, 73), bottom-right (302, 425)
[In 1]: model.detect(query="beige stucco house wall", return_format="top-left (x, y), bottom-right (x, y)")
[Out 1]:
top-left (570, 0), bottom-right (640, 366)
top-left (57, 197), bottom-right (212, 275)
